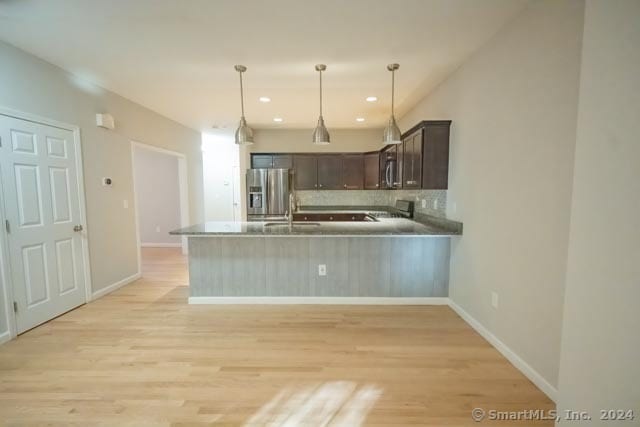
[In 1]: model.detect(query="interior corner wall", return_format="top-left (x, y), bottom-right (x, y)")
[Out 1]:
top-left (557, 0), bottom-right (640, 417)
top-left (398, 0), bottom-right (585, 390)
top-left (0, 40), bottom-right (204, 298)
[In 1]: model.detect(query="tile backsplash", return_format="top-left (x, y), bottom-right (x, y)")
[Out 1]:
top-left (296, 189), bottom-right (447, 217)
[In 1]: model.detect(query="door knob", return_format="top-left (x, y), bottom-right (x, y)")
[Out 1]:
top-left (73, 225), bottom-right (83, 232)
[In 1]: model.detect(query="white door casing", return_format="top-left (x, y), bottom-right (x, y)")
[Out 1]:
top-left (0, 114), bottom-right (88, 333)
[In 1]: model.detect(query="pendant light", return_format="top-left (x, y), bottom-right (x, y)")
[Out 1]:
top-left (234, 65), bottom-right (254, 145)
top-left (383, 63), bottom-right (402, 145)
top-left (312, 64), bottom-right (330, 145)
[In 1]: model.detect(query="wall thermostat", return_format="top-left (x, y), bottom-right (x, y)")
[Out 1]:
top-left (102, 177), bottom-right (113, 186)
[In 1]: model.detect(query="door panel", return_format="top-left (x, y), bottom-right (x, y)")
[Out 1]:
top-left (403, 130), bottom-right (422, 188)
top-left (46, 136), bottom-right (67, 158)
top-left (317, 155), bottom-right (342, 190)
top-left (49, 167), bottom-right (72, 223)
top-left (251, 154), bottom-right (273, 169)
top-left (22, 243), bottom-right (50, 307)
top-left (342, 155), bottom-right (364, 190)
top-left (14, 164), bottom-right (44, 227)
top-left (293, 155), bottom-right (318, 190)
top-left (0, 114), bottom-right (87, 333)
top-left (364, 153), bottom-right (380, 189)
top-left (11, 129), bottom-right (37, 154)
top-left (272, 154), bottom-right (292, 169)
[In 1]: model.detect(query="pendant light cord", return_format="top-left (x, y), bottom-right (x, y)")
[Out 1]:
top-left (319, 69), bottom-right (323, 117)
top-left (391, 68), bottom-right (395, 116)
top-left (239, 70), bottom-right (245, 117)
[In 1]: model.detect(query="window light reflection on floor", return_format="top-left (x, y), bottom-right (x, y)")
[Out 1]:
top-left (245, 381), bottom-right (382, 426)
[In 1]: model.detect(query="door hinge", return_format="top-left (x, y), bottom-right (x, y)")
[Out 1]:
top-left (13, 301), bottom-right (18, 313)
top-left (4, 220), bottom-right (9, 234)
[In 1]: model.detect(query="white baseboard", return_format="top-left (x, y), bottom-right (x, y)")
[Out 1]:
top-left (0, 330), bottom-right (11, 345)
top-left (448, 299), bottom-right (558, 402)
top-left (189, 296), bottom-right (450, 305)
top-left (92, 272), bottom-right (142, 300)
top-left (140, 242), bottom-right (182, 248)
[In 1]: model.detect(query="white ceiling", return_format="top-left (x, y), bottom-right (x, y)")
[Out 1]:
top-left (0, 0), bottom-right (528, 130)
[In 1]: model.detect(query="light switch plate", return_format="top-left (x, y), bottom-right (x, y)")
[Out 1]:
top-left (491, 292), bottom-right (499, 309)
top-left (318, 264), bottom-right (327, 276)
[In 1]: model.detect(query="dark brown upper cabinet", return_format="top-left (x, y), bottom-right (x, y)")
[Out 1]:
top-left (293, 155), bottom-right (318, 190)
top-left (251, 154), bottom-right (274, 169)
top-left (402, 129), bottom-right (423, 188)
top-left (364, 152), bottom-right (380, 189)
top-left (342, 154), bottom-right (364, 190)
top-left (419, 121), bottom-right (450, 189)
top-left (272, 154), bottom-right (293, 169)
top-left (317, 155), bottom-right (343, 190)
top-left (250, 120), bottom-right (450, 190)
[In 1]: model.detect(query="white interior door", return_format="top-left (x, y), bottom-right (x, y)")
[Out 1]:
top-left (0, 114), bottom-right (87, 333)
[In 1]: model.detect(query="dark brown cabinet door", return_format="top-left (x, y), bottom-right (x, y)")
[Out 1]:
top-left (293, 155), bottom-right (318, 190)
top-left (272, 154), bottom-right (293, 169)
top-left (422, 124), bottom-right (450, 189)
top-left (317, 155), bottom-right (343, 190)
top-left (395, 143), bottom-right (404, 189)
top-left (251, 154), bottom-right (273, 169)
top-left (342, 154), bottom-right (364, 190)
top-left (364, 153), bottom-right (380, 189)
top-left (403, 129), bottom-right (423, 188)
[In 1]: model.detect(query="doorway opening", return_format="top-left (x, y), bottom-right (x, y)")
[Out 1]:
top-left (131, 142), bottom-right (189, 277)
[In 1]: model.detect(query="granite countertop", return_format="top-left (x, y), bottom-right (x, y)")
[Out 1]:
top-left (170, 206), bottom-right (462, 237)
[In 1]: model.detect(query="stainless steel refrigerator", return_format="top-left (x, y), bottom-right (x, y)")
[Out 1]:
top-left (246, 169), bottom-right (291, 221)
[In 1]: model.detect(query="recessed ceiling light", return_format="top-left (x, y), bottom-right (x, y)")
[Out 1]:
top-left (259, 96), bottom-right (271, 103)
top-left (356, 117), bottom-right (365, 122)
top-left (273, 117), bottom-right (283, 122)
top-left (366, 96), bottom-right (378, 102)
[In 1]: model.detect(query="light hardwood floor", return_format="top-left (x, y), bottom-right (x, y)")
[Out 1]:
top-left (0, 248), bottom-right (554, 426)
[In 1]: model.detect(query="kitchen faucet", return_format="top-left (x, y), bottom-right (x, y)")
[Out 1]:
top-left (287, 192), bottom-right (295, 226)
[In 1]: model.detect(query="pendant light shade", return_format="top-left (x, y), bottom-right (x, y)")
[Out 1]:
top-left (312, 64), bottom-right (330, 145)
top-left (234, 65), bottom-right (254, 145)
top-left (383, 63), bottom-right (402, 145)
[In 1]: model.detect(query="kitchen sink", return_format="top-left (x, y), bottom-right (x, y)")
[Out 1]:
top-left (263, 222), bottom-right (321, 227)
top-left (292, 213), bottom-right (377, 222)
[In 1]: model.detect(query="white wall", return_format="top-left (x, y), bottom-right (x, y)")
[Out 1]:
top-left (202, 132), bottom-right (240, 221)
top-left (0, 39), bottom-right (204, 328)
top-left (132, 147), bottom-right (182, 245)
top-left (399, 0), bottom-right (585, 392)
top-left (557, 0), bottom-right (640, 418)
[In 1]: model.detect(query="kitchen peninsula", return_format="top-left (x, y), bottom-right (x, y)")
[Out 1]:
top-left (171, 206), bottom-right (462, 303)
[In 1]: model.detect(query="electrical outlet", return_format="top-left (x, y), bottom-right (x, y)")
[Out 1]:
top-left (123, 199), bottom-right (129, 209)
top-left (155, 226), bottom-right (161, 233)
top-left (421, 199), bottom-right (427, 209)
top-left (491, 292), bottom-right (499, 309)
top-left (433, 199), bottom-right (439, 210)
top-left (318, 264), bottom-right (327, 276)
